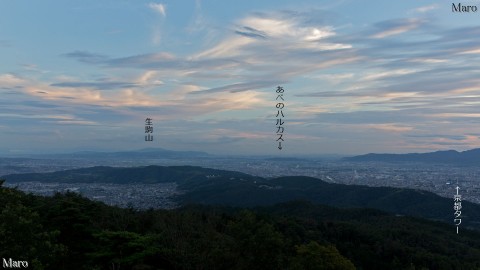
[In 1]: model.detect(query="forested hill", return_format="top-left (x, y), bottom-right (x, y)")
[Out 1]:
top-left (176, 175), bottom-right (480, 230)
top-left (2, 165), bottom-right (258, 184)
top-left (342, 148), bottom-right (480, 164)
top-left (3, 165), bottom-right (480, 230)
top-left (1, 184), bottom-right (480, 269)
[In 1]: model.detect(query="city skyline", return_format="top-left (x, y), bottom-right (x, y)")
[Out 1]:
top-left (2, 1), bottom-right (480, 155)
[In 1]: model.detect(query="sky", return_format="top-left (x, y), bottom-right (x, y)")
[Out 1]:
top-left (1, 0), bottom-right (480, 156)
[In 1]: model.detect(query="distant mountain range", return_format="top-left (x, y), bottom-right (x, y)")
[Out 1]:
top-left (30, 148), bottom-right (210, 159)
top-left (3, 165), bottom-right (479, 230)
top-left (343, 148), bottom-right (480, 164)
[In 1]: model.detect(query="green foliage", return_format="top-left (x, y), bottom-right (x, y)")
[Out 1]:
top-left (1, 185), bottom-right (480, 269)
top-left (88, 231), bottom-right (160, 269)
top-left (291, 241), bottom-right (355, 270)
top-left (226, 210), bottom-right (285, 269)
top-left (0, 186), bottom-right (66, 269)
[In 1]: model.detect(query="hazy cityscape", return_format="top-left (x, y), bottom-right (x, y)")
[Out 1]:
top-left (2, 155), bottom-right (479, 208)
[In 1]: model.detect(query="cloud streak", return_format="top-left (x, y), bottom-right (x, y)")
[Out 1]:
top-left (5, 3), bottom-right (480, 154)
top-left (148, 3), bottom-right (166, 17)
top-left (370, 18), bottom-right (425, 39)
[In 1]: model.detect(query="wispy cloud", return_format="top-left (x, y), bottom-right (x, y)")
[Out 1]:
top-left (367, 123), bottom-right (413, 133)
top-left (50, 81), bottom-right (138, 90)
top-left (148, 3), bottom-right (166, 17)
top-left (9, 3), bottom-right (480, 154)
top-left (62, 51), bottom-right (108, 64)
top-left (0, 73), bottom-right (24, 86)
top-left (234, 26), bottom-right (268, 39)
top-left (413, 4), bottom-right (439, 13)
top-left (190, 81), bottom-right (281, 94)
top-left (59, 11), bottom-right (356, 102)
top-left (370, 18), bottom-right (424, 38)
top-left (148, 3), bottom-right (167, 44)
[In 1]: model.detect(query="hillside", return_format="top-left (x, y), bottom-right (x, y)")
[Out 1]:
top-left (177, 175), bottom-right (480, 230)
top-left (3, 165), bottom-right (257, 184)
top-left (1, 184), bottom-right (480, 269)
top-left (3, 165), bottom-right (480, 230)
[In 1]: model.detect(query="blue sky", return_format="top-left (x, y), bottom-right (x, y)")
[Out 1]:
top-left (1, 0), bottom-right (480, 155)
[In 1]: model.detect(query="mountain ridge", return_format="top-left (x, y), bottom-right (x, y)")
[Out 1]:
top-left (28, 148), bottom-right (211, 159)
top-left (343, 148), bottom-right (480, 164)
